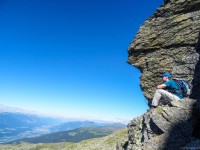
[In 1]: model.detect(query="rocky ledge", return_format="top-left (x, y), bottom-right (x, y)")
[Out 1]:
top-left (125, 98), bottom-right (200, 149)
top-left (117, 98), bottom-right (200, 149)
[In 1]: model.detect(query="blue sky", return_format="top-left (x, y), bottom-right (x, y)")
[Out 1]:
top-left (0, 0), bottom-right (163, 122)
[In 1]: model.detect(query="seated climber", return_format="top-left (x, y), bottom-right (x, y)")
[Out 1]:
top-left (151, 72), bottom-right (183, 108)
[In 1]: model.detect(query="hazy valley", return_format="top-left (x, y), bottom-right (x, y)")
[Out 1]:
top-left (0, 105), bottom-right (126, 147)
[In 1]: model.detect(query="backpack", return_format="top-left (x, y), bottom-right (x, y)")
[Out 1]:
top-left (173, 78), bottom-right (191, 97)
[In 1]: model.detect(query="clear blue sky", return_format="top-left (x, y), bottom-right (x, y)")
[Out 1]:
top-left (0, 0), bottom-right (163, 122)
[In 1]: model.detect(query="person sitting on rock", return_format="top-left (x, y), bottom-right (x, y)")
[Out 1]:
top-left (151, 72), bottom-right (183, 108)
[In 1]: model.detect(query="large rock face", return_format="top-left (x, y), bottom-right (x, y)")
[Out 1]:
top-left (120, 0), bottom-right (200, 149)
top-left (127, 0), bottom-right (200, 104)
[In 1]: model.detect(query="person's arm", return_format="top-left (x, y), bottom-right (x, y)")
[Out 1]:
top-left (157, 84), bottom-right (166, 89)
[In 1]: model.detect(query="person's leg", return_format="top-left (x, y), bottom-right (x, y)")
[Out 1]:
top-left (159, 89), bottom-right (180, 102)
top-left (151, 89), bottom-right (162, 107)
top-left (151, 89), bottom-right (180, 107)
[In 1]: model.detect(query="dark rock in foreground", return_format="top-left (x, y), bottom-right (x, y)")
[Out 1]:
top-left (125, 98), bottom-right (199, 149)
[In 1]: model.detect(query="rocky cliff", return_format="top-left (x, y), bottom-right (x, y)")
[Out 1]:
top-left (128, 0), bottom-right (200, 103)
top-left (119, 0), bottom-right (200, 149)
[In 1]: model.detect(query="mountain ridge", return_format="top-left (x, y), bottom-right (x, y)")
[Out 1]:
top-left (7, 125), bottom-right (125, 144)
top-left (0, 109), bottom-right (126, 145)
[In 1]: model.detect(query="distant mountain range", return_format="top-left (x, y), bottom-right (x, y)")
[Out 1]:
top-left (49, 120), bottom-right (125, 133)
top-left (49, 121), bottom-right (98, 133)
top-left (0, 128), bottom-right (128, 150)
top-left (0, 112), bottom-right (63, 144)
top-left (0, 105), bottom-right (126, 144)
top-left (7, 124), bottom-right (125, 144)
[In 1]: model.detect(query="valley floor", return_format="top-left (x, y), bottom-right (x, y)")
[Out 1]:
top-left (0, 128), bottom-right (128, 150)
